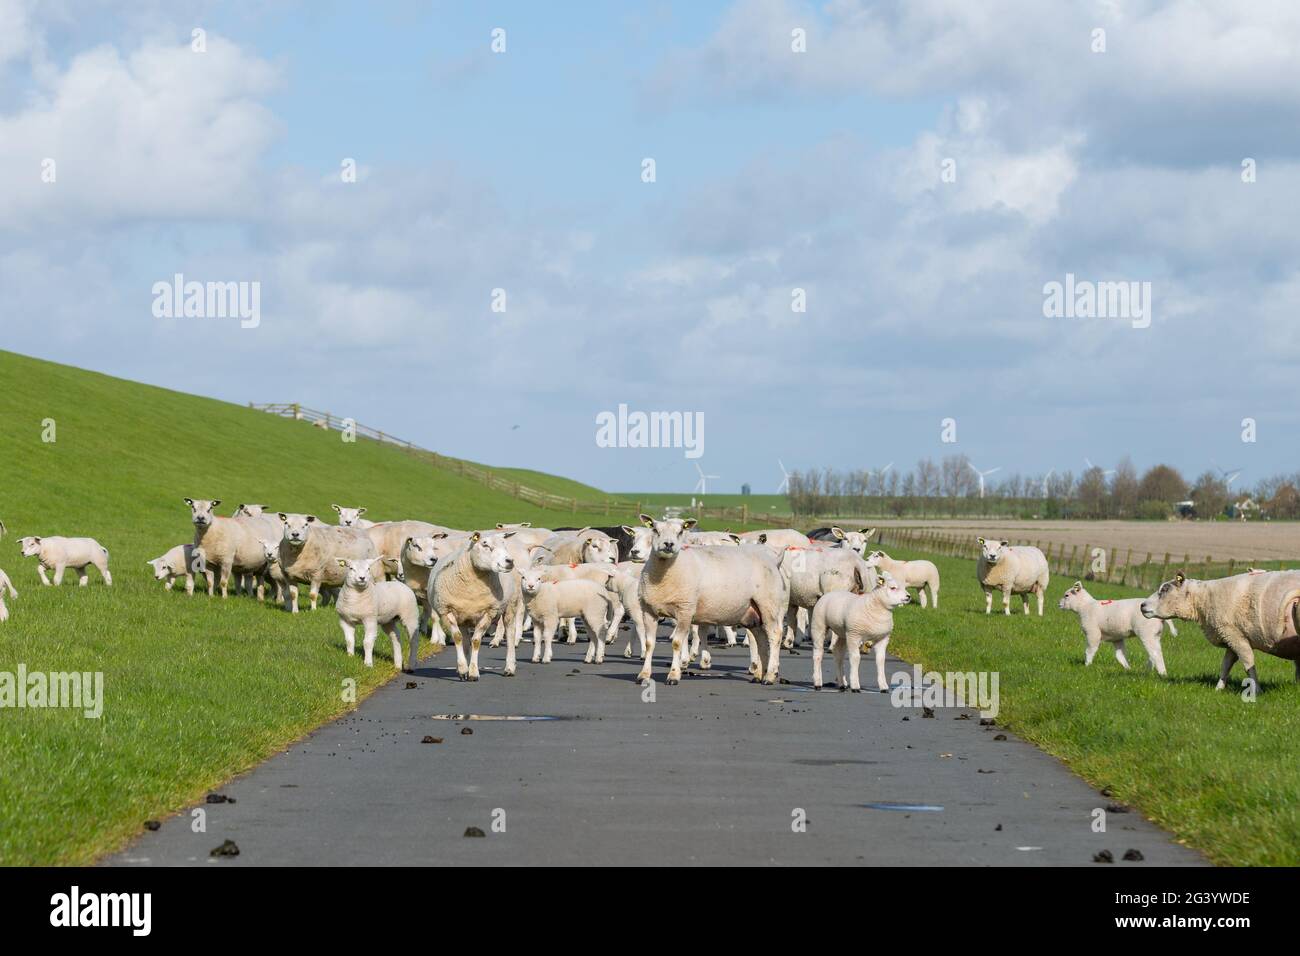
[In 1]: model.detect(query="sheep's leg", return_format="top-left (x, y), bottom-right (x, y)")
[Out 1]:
top-left (723, 625), bottom-right (737, 647)
top-left (698, 626), bottom-right (712, 670)
top-left (1002, 588), bottom-right (1012, 615)
top-left (745, 628), bottom-right (763, 678)
top-left (444, 614), bottom-right (469, 679)
top-left (308, 577), bottom-right (322, 611)
top-left (636, 604), bottom-right (659, 682)
top-left (810, 615), bottom-right (826, 688)
top-left (362, 619), bottom-right (378, 667)
top-left (1215, 648), bottom-right (1238, 690)
top-left (760, 615), bottom-right (783, 685)
top-left (406, 615), bottom-right (421, 672)
top-left (531, 618), bottom-right (545, 663)
top-left (606, 602), bottom-right (624, 646)
top-left (565, 617), bottom-right (578, 645)
top-left (165, 575), bottom-right (175, 591)
top-left (339, 618), bottom-right (357, 657)
top-left (205, 569), bottom-right (215, 597)
top-left (583, 609), bottom-right (603, 664)
top-left (873, 636), bottom-right (891, 692)
top-left (847, 637), bottom-right (863, 692)
top-left (466, 616), bottom-right (492, 681)
top-left (1113, 640), bottom-right (1130, 670)
top-left (53, 563), bottom-right (67, 586)
top-left (917, 586), bottom-right (927, 609)
top-left (665, 618), bottom-right (693, 685)
top-left (488, 618), bottom-right (504, 649)
top-left (1021, 592), bottom-right (1030, 615)
top-left (1036, 586), bottom-right (1044, 617)
top-left (383, 620), bottom-right (402, 671)
top-left (1083, 629), bottom-right (1102, 665)
top-left (505, 602), bottom-right (523, 676)
top-left (289, 584), bottom-right (300, 614)
top-left (37, 565), bottom-right (51, 586)
top-left (1233, 641), bottom-right (1259, 694)
top-left (832, 631), bottom-right (848, 691)
top-left (542, 615), bottom-right (557, 664)
top-left (983, 588), bottom-right (992, 614)
top-left (76, 565), bottom-right (90, 587)
top-left (930, 583), bottom-right (939, 609)
top-left (1137, 626), bottom-right (1166, 676)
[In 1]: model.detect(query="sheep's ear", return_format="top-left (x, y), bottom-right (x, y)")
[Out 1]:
top-left (831, 526), bottom-right (845, 539)
top-left (520, 522), bottom-right (530, 528)
top-left (277, 513), bottom-right (288, 523)
top-left (331, 504), bottom-right (342, 513)
top-left (357, 507), bottom-right (366, 516)
top-left (305, 515), bottom-right (317, 524)
top-left (212, 500), bottom-right (222, 508)
top-left (862, 528), bottom-right (875, 538)
top-left (1174, 570), bottom-right (1186, 585)
top-left (977, 536), bottom-right (985, 545)
top-left (728, 534), bottom-right (741, 544)
top-left (1072, 581), bottom-right (1083, 592)
top-left (432, 532), bottom-right (448, 540)
top-left (495, 523), bottom-right (506, 529)
top-left (877, 575), bottom-right (886, 587)
top-left (620, 525), bottom-right (635, 535)
top-left (1000, 540), bottom-right (1008, 547)
top-left (470, 531), bottom-right (481, 543)
top-left (639, 513), bottom-right (655, 528)
top-left (337, 559), bottom-right (347, 568)
top-left (184, 497), bottom-right (194, 506)
top-left (758, 533), bottom-right (767, 544)
top-left (683, 519), bottom-right (697, 530)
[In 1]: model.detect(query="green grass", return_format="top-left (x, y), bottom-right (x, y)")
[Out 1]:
top-left (0, 350), bottom-right (638, 865)
top-left (488, 467), bottom-right (620, 502)
top-left (881, 545), bottom-right (1300, 866)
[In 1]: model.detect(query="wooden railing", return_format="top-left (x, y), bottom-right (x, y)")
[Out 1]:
top-left (874, 526), bottom-right (1277, 591)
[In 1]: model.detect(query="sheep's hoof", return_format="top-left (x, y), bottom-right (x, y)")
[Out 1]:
top-left (503, 668), bottom-right (516, 677)
top-left (623, 649), bottom-right (633, 659)
top-left (761, 675), bottom-right (777, 685)
top-left (850, 688), bottom-right (861, 694)
top-left (531, 656), bottom-right (541, 664)
top-left (665, 677), bottom-right (679, 686)
top-left (636, 673), bottom-right (651, 683)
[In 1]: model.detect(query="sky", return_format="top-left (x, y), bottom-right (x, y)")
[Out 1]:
top-left (2, 0), bottom-right (1298, 494)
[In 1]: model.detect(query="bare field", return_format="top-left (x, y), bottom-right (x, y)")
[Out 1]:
top-left (859, 519), bottom-right (1299, 564)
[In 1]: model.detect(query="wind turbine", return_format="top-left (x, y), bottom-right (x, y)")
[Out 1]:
top-left (968, 462), bottom-right (1001, 499)
top-left (867, 461), bottom-right (894, 478)
top-left (776, 459), bottom-right (792, 494)
top-left (694, 462), bottom-right (720, 496)
top-left (1040, 469), bottom-right (1055, 498)
top-left (1212, 460), bottom-right (1243, 489)
top-left (1084, 457), bottom-right (1116, 478)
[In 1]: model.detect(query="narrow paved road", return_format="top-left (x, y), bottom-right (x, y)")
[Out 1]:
top-left (109, 628), bottom-right (1204, 866)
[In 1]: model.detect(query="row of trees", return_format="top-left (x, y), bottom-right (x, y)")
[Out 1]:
top-left (783, 455), bottom-right (1300, 520)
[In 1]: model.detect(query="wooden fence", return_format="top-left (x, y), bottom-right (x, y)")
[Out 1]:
top-left (874, 526), bottom-right (1274, 592)
top-left (248, 402), bottom-right (790, 527)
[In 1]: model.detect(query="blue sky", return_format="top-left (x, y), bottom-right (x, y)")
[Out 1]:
top-left (3, 1), bottom-right (1299, 495)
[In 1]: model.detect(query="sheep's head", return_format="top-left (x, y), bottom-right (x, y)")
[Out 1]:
top-left (519, 567), bottom-right (546, 594)
top-left (578, 531), bottom-right (618, 565)
top-left (468, 531), bottom-right (515, 573)
top-left (259, 540), bottom-right (279, 566)
top-left (874, 572), bottom-right (911, 609)
top-left (146, 557), bottom-right (169, 580)
top-left (18, 536), bottom-right (41, 557)
top-left (978, 537), bottom-right (1010, 563)
top-left (831, 527), bottom-right (876, 554)
top-left (640, 514), bottom-right (695, 559)
top-left (404, 533), bottom-right (450, 569)
top-left (278, 513), bottom-right (317, 546)
top-left (622, 525), bottom-right (654, 562)
top-left (332, 504), bottom-right (367, 527)
top-left (339, 557), bottom-right (378, 590)
top-left (1141, 571), bottom-right (1192, 620)
top-left (234, 503), bottom-right (269, 517)
top-left (185, 498), bottom-right (221, 529)
top-left (1058, 581), bottom-right (1087, 611)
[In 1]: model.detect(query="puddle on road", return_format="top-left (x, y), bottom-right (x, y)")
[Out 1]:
top-left (862, 803), bottom-right (944, 812)
top-left (428, 714), bottom-right (568, 722)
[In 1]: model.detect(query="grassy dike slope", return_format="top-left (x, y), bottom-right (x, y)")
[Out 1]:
top-left (0, 350), bottom-right (628, 864)
top-left (883, 546), bottom-right (1300, 866)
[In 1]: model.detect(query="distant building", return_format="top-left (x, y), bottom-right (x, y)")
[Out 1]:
top-left (741, 483), bottom-right (751, 496)
top-left (1174, 500), bottom-right (1195, 519)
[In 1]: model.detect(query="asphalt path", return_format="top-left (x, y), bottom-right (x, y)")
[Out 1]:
top-left (109, 626), bottom-right (1205, 866)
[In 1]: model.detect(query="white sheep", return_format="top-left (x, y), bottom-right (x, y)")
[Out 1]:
top-left (336, 557), bottom-right (420, 669)
top-left (636, 515), bottom-right (789, 685)
top-left (184, 498), bottom-right (267, 597)
top-left (539, 528), bottom-right (619, 566)
top-left (19, 535), bottom-right (112, 586)
top-left (0, 568), bottom-right (16, 621)
top-left (779, 544), bottom-right (875, 644)
top-left (1140, 569), bottom-right (1300, 692)
top-left (519, 567), bottom-right (616, 664)
top-left (146, 544), bottom-right (210, 596)
top-left (396, 533), bottom-right (463, 644)
top-left (864, 550), bottom-right (940, 608)
top-left (365, 520), bottom-right (452, 579)
top-left (977, 538), bottom-right (1049, 615)
top-left (332, 504), bottom-right (376, 529)
top-left (427, 531), bottom-right (521, 681)
top-left (813, 526), bottom-right (877, 555)
top-left (1058, 582), bottom-right (1175, 675)
top-left (277, 513), bottom-right (380, 613)
top-left (810, 572), bottom-right (911, 691)
top-left (738, 528), bottom-right (812, 552)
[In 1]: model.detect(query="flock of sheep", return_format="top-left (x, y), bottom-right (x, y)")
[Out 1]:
top-left (1, 507), bottom-right (1297, 695)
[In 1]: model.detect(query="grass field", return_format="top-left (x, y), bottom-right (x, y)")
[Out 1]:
top-left (880, 544), bottom-right (1300, 866)
top-left (0, 350), bottom-right (639, 865)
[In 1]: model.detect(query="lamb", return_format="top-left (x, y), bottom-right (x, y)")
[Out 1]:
top-left (864, 550), bottom-right (940, 608)
top-left (18, 536), bottom-right (112, 586)
top-left (636, 515), bottom-right (789, 685)
top-left (780, 545), bottom-right (876, 644)
top-left (1140, 569), bottom-right (1300, 692)
top-left (185, 498), bottom-right (268, 597)
top-left (146, 544), bottom-right (210, 596)
top-left (0, 568), bottom-right (16, 621)
top-left (519, 568), bottom-right (617, 664)
top-left (256, 539), bottom-right (289, 604)
top-left (427, 531), bottom-right (522, 681)
top-left (809, 526), bottom-right (876, 555)
top-left (810, 572), bottom-right (911, 691)
top-left (277, 513), bottom-right (380, 613)
top-left (976, 538), bottom-right (1049, 615)
top-left (1058, 582), bottom-right (1175, 675)
top-left (332, 504), bottom-right (375, 529)
top-left (336, 557), bottom-right (420, 669)
top-left (366, 520), bottom-right (451, 578)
